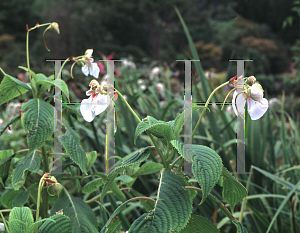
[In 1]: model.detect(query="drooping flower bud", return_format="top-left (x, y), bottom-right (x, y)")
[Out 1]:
top-left (245, 76), bottom-right (256, 86)
top-left (43, 22), bottom-right (60, 51)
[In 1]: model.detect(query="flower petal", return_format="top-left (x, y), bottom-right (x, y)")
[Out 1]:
top-left (92, 94), bottom-right (110, 116)
top-left (247, 98), bottom-right (268, 120)
top-left (81, 65), bottom-right (89, 76)
top-left (232, 90), bottom-right (246, 117)
top-left (80, 98), bottom-right (96, 122)
top-left (89, 63), bottom-right (100, 79)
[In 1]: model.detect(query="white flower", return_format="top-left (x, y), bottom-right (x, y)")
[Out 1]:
top-left (80, 80), bottom-right (110, 122)
top-left (0, 223), bottom-right (5, 232)
top-left (122, 59), bottom-right (136, 70)
top-left (232, 82), bottom-right (268, 120)
top-left (149, 67), bottom-right (160, 81)
top-left (81, 49), bottom-right (100, 79)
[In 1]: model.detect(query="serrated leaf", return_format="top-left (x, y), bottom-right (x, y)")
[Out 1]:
top-left (132, 162), bottom-right (163, 177)
top-left (1, 189), bottom-right (24, 208)
top-left (50, 192), bottom-right (98, 233)
top-left (12, 190), bottom-right (30, 207)
top-left (100, 146), bottom-right (152, 203)
top-left (38, 214), bottom-right (71, 233)
top-left (8, 207), bottom-right (34, 233)
top-left (134, 116), bottom-right (175, 144)
top-left (179, 214), bottom-right (220, 233)
top-left (12, 151), bottom-right (41, 190)
top-left (59, 123), bottom-right (88, 174)
top-left (170, 139), bottom-right (186, 160)
top-left (115, 174), bottom-right (134, 184)
top-left (191, 145), bottom-right (223, 204)
top-left (129, 169), bottom-right (193, 232)
top-left (0, 150), bottom-right (15, 187)
top-left (173, 106), bottom-right (209, 138)
top-left (0, 115), bottom-right (20, 136)
top-left (86, 151), bottom-right (97, 171)
top-left (21, 99), bottom-right (55, 151)
top-left (232, 220), bottom-right (248, 233)
top-left (0, 74), bottom-right (31, 106)
top-left (177, 173), bottom-right (197, 201)
top-left (221, 167), bottom-right (247, 212)
top-left (37, 79), bottom-right (70, 102)
top-left (82, 178), bottom-right (104, 194)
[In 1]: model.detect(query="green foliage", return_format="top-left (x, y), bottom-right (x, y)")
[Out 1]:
top-left (38, 213), bottom-right (71, 233)
top-left (179, 214), bottom-right (220, 233)
top-left (11, 150), bottom-right (41, 190)
top-left (50, 192), bottom-right (98, 233)
top-left (20, 98), bottom-right (55, 151)
top-left (0, 149), bottom-right (15, 187)
top-left (59, 123), bottom-right (88, 175)
top-left (8, 207), bottom-right (34, 233)
top-left (0, 115), bottom-right (20, 136)
top-left (82, 178), bottom-right (104, 194)
top-left (129, 169), bottom-right (192, 232)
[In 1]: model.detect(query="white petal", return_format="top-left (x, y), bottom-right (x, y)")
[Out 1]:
top-left (80, 98), bottom-right (96, 122)
top-left (247, 98), bottom-right (268, 120)
top-left (89, 63), bottom-right (100, 79)
top-left (93, 94), bottom-right (110, 116)
top-left (232, 91), bottom-right (246, 117)
top-left (81, 65), bottom-right (89, 76)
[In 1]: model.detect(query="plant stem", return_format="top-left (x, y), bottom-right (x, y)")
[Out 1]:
top-left (40, 145), bottom-right (49, 219)
top-left (115, 88), bottom-right (169, 171)
top-left (189, 81), bottom-right (229, 144)
top-left (169, 156), bottom-right (182, 168)
top-left (85, 187), bottom-right (131, 204)
top-left (26, 30), bottom-right (36, 98)
top-left (41, 145), bottom-right (49, 173)
top-left (0, 211), bottom-right (10, 233)
top-left (35, 177), bottom-right (45, 232)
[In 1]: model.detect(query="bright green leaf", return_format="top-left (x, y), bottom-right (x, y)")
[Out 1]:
top-left (82, 178), bottom-right (104, 194)
top-left (179, 214), bottom-right (220, 233)
top-left (38, 213), bottom-right (71, 233)
top-left (8, 207), bottom-right (34, 233)
top-left (86, 151), bottom-right (97, 171)
top-left (132, 162), bottom-right (163, 177)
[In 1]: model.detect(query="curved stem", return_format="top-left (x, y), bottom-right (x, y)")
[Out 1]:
top-left (170, 156), bottom-right (182, 169)
top-left (189, 81), bottom-right (229, 143)
top-left (0, 211), bottom-right (10, 233)
top-left (26, 30), bottom-right (36, 98)
top-left (35, 177), bottom-right (45, 232)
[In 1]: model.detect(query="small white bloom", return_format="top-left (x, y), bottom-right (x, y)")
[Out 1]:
top-left (156, 82), bottom-right (165, 99)
top-left (122, 59), bottom-right (136, 70)
top-left (150, 67), bottom-right (160, 81)
top-left (232, 82), bottom-right (268, 120)
top-left (0, 223), bottom-right (5, 232)
top-left (81, 58), bottom-right (100, 79)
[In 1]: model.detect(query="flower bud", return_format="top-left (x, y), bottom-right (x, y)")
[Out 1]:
top-left (245, 76), bottom-right (256, 86)
top-left (49, 22), bottom-right (60, 34)
top-left (249, 83), bottom-right (264, 101)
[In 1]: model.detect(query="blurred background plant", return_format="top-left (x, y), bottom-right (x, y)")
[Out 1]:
top-left (0, 0), bottom-right (300, 232)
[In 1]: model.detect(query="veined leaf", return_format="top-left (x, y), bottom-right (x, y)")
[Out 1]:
top-left (179, 214), bottom-right (220, 233)
top-left (12, 150), bottom-right (41, 190)
top-left (59, 123), bottom-right (88, 174)
top-left (0, 149), bottom-right (15, 187)
top-left (8, 207), bottom-right (34, 233)
top-left (100, 146), bottom-right (152, 203)
top-left (129, 169), bottom-right (192, 232)
top-left (21, 98), bottom-right (55, 151)
top-left (12, 190), bottom-right (30, 207)
top-left (0, 115), bottom-right (20, 136)
top-left (86, 151), bottom-right (97, 171)
top-left (82, 178), bottom-right (105, 194)
top-left (38, 213), bottom-right (71, 233)
top-left (0, 74), bottom-right (31, 106)
top-left (221, 167), bottom-right (247, 212)
top-left (50, 191), bottom-right (98, 233)
top-left (1, 189), bottom-right (24, 209)
top-left (134, 116), bottom-right (175, 144)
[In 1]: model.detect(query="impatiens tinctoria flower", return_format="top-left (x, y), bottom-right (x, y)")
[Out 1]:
top-left (81, 49), bottom-right (100, 79)
top-left (80, 80), bottom-right (111, 122)
top-left (232, 76), bottom-right (268, 120)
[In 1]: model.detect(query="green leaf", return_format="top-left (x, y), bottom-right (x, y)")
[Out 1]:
top-left (129, 169), bottom-right (193, 232)
top-left (221, 167), bottom-right (247, 212)
top-left (110, 181), bottom-right (126, 202)
top-left (50, 192), bottom-right (98, 233)
top-left (134, 116), bottom-right (175, 144)
top-left (0, 150), bottom-right (15, 187)
top-left (177, 173), bottom-right (197, 201)
top-left (0, 74), bottom-right (31, 106)
top-left (59, 123), bottom-right (88, 174)
top-left (12, 190), bottom-right (30, 207)
top-left (0, 115), bottom-right (20, 136)
top-left (1, 189), bottom-right (24, 208)
top-left (37, 79), bottom-right (70, 102)
top-left (86, 151), bottom-right (97, 171)
top-left (173, 106), bottom-right (209, 139)
top-left (100, 147), bottom-right (153, 203)
top-left (191, 145), bottom-right (223, 204)
top-left (170, 140), bottom-right (186, 160)
top-left (132, 162), bottom-right (163, 177)
top-left (115, 174), bottom-right (134, 184)
top-left (8, 207), bottom-right (34, 233)
top-left (62, 104), bottom-right (81, 120)
top-left (232, 220), bottom-right (249, 233)
top-left (38, 214), bottom-right (71, 233)
top-left (82, 178), bottom-right (105, 194)
top-left (12, 150), bottom-right (41, 190)
top-left (21, 99), bottom-right (55, 151)
top-left (179, 214), bottom-right (220, 233)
